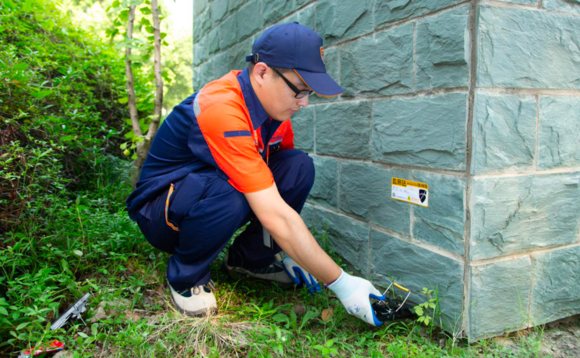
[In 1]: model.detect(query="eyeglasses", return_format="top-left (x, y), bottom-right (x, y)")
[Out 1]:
top-left (270, 67), bottom-right (313, 99)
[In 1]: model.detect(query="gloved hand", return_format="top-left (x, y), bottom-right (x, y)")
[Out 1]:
top-left (282, 257), bottom-right (322, 294)
top-left (326, 269), bottom-right (386, 327)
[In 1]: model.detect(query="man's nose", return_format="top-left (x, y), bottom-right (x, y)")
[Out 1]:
top-left (297, 94), bottom-right (309, 108)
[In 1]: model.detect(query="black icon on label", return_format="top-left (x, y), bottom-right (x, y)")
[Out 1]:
top-left (419, 189), bottom-right (427, 203)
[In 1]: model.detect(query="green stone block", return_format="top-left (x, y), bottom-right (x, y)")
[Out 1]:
top-left (229, 0), bottom-right (249, 12)
top-left (412, 171), bottom-right (465, 255)
top-left (220, 12), bottom-right (237, 48)
top-left (472, 94), bottom-right (536, 174)
top-left (339, 162), bottom-right (411, 235)
top-left (207, 27), bottom-right (220, 55)
top-left (237, 0), bottom-right (262, 39)
top-left (341, 24), bottom-right (413, 97)
top-left (477, 6), bottom-right (580, 89)
top-left (415, 6), bottom-right (470, 91)
top-left (194, 0), bottom-right (208, 17)
top-left (370, 230), bottom-right (464, 330)
top-left (310, 156), bottom-right (338, 209)
top-left (315, 101), bottom-right (371, 158)
top-left (213, 50), bottom-right (230, 79)
top-left (193, 35), bottom-right (208, 66)
top-left (498, 0), bottom-right (536, 3)
top-left (469, 258), bottom-right (532, 340)
top-left (374, 0), bottom-right (465, 28)
top-left (193, 60), bottom-right (214, 91)
top-left (296, 0), bottom-right (313, 5)
top-left (308, 206), bottom-right (370, 275)
top-left (262, 0), bottom-right (294, 25)
top-left (211, 0), bottom-right (229, 25)
top-left (278, 7), bottom-right (316, 39)
top-left (371, 93), bottom-right (467, 170)
top-left (543, 0), bottom-right (580, 14)
top-left (471, 173), bottom-right (580, 260)
top-left (194, 8), bottom-right (212, 40)
top-left (539, 96), bottom-right (580, 170)
top-left (291, 106), bottom-right (314, 152)
top-left (531, 246), bottom-right (580, 324)
top-left (229, 40), bottom-right (250, 70)
top-left (315, 0), bottom-right (373, 45)
top-left (310, 46), bottom-right (339, 104)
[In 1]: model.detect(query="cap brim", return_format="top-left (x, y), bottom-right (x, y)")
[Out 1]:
top-left (294, 69), bottom-right (344, 97)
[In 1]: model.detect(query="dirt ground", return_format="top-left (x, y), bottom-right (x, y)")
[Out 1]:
top-left (494, 315), bottom-right (580, 358)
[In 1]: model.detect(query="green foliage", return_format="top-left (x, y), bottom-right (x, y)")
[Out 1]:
top-left (414, 287), bottom-right (438, 327)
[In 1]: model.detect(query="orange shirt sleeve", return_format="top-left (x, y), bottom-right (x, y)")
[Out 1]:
top-left (196, 103), bottom-right (274, 193)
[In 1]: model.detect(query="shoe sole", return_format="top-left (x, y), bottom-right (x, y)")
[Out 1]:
top-left (224, 261), bottom-right (294, 288)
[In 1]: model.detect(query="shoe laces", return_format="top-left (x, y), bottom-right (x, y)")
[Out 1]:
top-left (177, 280), bottom-right (215, 297)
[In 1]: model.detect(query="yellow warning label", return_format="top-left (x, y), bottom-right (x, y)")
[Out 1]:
top-left (391, 177), bottom-right (429, 208)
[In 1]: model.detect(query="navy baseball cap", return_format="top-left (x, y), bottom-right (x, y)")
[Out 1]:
top-left (246, 22), bottom-right (344, 97)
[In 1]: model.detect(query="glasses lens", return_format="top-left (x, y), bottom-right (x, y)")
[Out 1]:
top-left (295, 90), bottom-right (312, 99)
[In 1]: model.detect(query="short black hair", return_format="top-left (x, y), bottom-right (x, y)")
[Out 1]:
top-left (248, 62), bottom-right (291, 76)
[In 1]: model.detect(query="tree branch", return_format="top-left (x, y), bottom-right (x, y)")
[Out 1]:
top-left (125, 4), bottom-right (141, 138)
top-left (146, 0), bottom-right (163, 141)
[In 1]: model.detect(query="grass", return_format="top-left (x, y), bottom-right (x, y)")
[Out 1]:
top-left (0, 158), bottom-right (556, 357)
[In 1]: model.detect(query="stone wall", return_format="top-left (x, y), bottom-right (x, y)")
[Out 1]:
top-left (193, 0), bottom-right (580, 340)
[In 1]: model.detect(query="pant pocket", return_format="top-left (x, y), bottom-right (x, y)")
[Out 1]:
top-left (166, 172), bottom-right (208, 230)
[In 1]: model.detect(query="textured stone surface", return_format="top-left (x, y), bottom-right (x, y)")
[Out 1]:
top-left (193, 59), bottom-right (214, 91)
top-left (415, 6), bottom-right (470, 91)
top-left (228, 40), bottom-right (250, 70)
top-left (310, 156), bottom-right (339, 209)
top-left (291, 106), bottom-right (314, 152)
top-left (220, 0), bottom-right (261, 49)
top-left (194, 8), bottom-right (212, 41)
top-left (539, 96), bottom-right (580, 170)
top-left (543, 0), bottom-right (580, 14)
top-left (469, 258), bottom-right (532, 340)
top-left (531, 246), bottom-right (580, 324)
top-left (339, 162), bottom-right (411, 235)
top-left (316, 101), bottom-right (371, 158)
top-left (279, 5), bottom-right (316, 29)
top-left (496, 0), bottom-right (536, 3)
top-left (315, 0), bottom-right (373, 45)
top-left (374, 0), bottom-right (465, 28)
top-left (262, 0), bottom-right (294, 25)
top-left (478, 6), bottom-right (580, 89)
top-left (213, 50), bottom-right (230, 79)
top-left (211, 0), bottom-right (229, 26)
top-left (371, 230), bottom-right (464, 330)
top-left (471, 173), bottom-right (580, 260)
top-left (341, 24), bottom-right (414, 97)
top-left (308, 206), bottom-right (370, 275)
top-left (220, 12), bottom-right (238, 49)
top-left (207, 27), bottom-right (220, 55)
top-left (412, 171), bottom-right (465, 254)
top-left (372, 93), bottom-right (467, 170)
top-left (229, 0), bottom-right (249, 12)
top-left (194, 0), bottom-right (208, 17)
top-left (472, 94), bottom-right (537, 174)
top-left (193, 35), bottom-right (209, 66)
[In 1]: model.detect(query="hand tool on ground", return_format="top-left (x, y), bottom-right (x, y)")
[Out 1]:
top-left (50, 293), bottom-right (90, 330)
top-left (372, 282), bottom-right (415, 322)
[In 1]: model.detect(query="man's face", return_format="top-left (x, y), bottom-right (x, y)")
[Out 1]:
top-left (254, 65), bottom-right (311, 121)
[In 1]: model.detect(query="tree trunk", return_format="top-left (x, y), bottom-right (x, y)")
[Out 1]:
top-left (130, 0), bottom-right (164, 188)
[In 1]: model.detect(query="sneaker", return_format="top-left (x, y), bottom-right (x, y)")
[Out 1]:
top-left (223, 251), bottom-right (293, 287)
top-left (168, 281), bottom-right (217, 317)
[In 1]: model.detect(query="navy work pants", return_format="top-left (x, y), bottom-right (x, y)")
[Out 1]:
top-left (135, 149), bottom-right (315, 290)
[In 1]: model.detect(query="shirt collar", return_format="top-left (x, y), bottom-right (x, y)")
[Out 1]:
top-left (237, 68), bottom-right (270, 130)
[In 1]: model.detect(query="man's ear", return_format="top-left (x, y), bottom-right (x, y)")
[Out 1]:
top-left (252, 62), bottom-right (269, 86)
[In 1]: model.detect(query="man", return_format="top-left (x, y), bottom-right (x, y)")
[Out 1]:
top-left (126, 22), bottom-right (385, 327)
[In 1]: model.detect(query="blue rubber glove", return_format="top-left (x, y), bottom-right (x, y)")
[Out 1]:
top-left (327, 269), bottom-right (386, 327)
top-left (282, 257), bottom-right (322, 294)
